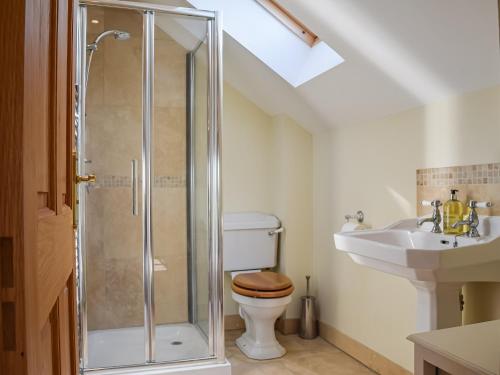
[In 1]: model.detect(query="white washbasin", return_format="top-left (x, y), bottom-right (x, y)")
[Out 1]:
top-left (334, 216), bottom-right (500, 282)
top-left (334, 216), bottom-right (500, 331)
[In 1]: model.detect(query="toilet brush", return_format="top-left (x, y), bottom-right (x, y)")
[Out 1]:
top-left (299, 275), bottom-right (318, 339)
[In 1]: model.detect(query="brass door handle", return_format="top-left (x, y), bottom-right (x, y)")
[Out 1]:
top-left (76, 174), bottom-right (96, 184)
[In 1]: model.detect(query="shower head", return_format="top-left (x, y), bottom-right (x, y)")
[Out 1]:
top-left (85, 29), bottom-right (130, 88)
top-left (114, 31), bottom-right (131, 41)
top-left (87, 29), bottom-right (130, 51)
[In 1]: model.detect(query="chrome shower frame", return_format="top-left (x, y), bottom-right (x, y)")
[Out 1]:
top-left (74, 0), bottom-right (224, 372)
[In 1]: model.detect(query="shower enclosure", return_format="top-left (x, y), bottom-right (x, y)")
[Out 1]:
top-left (74, 0), bottom-right (224, 373)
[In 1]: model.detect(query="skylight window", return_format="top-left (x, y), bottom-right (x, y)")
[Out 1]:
top-left (255, 0), bottom-right (318, 47)
top-left (186, 0), bottom-right (344, 87)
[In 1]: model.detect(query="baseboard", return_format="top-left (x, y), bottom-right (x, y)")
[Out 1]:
top-left (276, 318), bottom-right (300, 335)
top-left (224, 314), bottom-right (245, 330)
top-left (319, 321), bottom-right (412, 375)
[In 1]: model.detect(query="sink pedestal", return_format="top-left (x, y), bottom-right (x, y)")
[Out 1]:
top-left (411, 281), bottom-right (463, 331)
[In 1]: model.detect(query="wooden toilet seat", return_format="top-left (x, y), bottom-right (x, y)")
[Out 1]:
top-left (232, 271), bottom-right (294, 298)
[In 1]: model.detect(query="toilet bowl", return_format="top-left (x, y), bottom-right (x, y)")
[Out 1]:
top-left (222, 212), bottom-right (293, 360)
top-left (231, 271), bottom-right (294, 360)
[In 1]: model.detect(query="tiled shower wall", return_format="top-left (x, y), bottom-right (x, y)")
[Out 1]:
top-left (417, 162), bottom-right (500, 325)
top-left (85, 8), bottom-right (188, 330)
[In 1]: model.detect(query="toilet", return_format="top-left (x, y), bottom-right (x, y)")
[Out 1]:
top-left (223, 212), bottom-right (294, 360)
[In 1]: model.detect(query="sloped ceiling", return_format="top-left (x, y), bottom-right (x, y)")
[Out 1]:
top-left (278, 0), bottom-right (500, 130)
top-left (141, 0), bottom-right (500, 132)
top-left (225, 0), bottom-right (500, 131)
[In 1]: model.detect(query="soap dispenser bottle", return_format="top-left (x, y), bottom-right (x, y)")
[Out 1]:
top-left (443, 189), bottom-right (465, 234)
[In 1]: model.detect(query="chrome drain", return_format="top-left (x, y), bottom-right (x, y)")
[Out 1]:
top-left (171, 341), bottom-right (183, 346)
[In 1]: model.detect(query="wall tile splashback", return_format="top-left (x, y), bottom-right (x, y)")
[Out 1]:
top-left (417, 162), bottom-right (500, 218)
top-left (417, 162), bottom-right (500, 187)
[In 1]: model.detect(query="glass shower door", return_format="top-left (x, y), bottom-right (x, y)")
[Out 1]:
top-left (79, 4), bottom-right (145, 368)
top-left (190, 36), bottom-right (210, 338)
top-left (151, 11), bottom-right (210, 363)
top-left (76, 1), bottom-right (222, 372)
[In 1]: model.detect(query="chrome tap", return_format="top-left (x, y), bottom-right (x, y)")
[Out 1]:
top-left (417, 200), bottom-right (442, 233)
top-left (452, 200), bottom-right (493, 238)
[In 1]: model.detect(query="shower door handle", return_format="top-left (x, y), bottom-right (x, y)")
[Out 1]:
top-left (131, 159), bottom-right (138, 216)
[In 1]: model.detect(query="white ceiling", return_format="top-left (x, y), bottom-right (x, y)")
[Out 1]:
top-left (221, 0), bottom-right (500, 132)
top-left (150, 0), bottom-right (500, 132)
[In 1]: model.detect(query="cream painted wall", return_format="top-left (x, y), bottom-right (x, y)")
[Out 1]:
top-left (313, 85), bottom-right (500, 371)
top-left (222, 84), bottom-right (313, 318)
top-left (272, 115), bottom-right (314, 318)
top-left (222, 84), bottom-right (275, 213)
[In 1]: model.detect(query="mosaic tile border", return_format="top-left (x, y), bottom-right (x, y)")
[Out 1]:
top-left (94, 175), bottom-right (186, 188)
top-left (417, 162), bottom-right (500, 187)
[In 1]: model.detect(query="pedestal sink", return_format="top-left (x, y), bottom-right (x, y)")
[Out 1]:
top-left (333, 216), bottom-right (500, 331)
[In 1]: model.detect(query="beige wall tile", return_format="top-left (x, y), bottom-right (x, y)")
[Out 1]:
top-left (153, 187), bottom-right (187, 259)
top-left (85, 7), bottom-right (188, 330)
top-left (153, 107), bottom-right (186, 177)
top-left (103, 8), bottom-right (143, 37)
top-left (104, 257), bottom-right (144, 328)
top-left (154, 40), bottom-right (187, 108)
top-left (154, 253), bottom-right (189, 324)
top-left (103, 36), bottom-right (143, 108)
top-left (86, 105), bottom-right (142, 177)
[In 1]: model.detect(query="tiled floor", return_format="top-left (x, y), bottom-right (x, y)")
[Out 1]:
top-left (226, 330), bottom-right (376, 375)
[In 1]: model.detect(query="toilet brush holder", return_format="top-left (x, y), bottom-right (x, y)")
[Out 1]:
top-left (299, 276), bottom-right (318, 339)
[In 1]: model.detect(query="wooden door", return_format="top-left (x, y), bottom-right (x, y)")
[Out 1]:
top-left (0, 1), bottom-right (78, 374)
